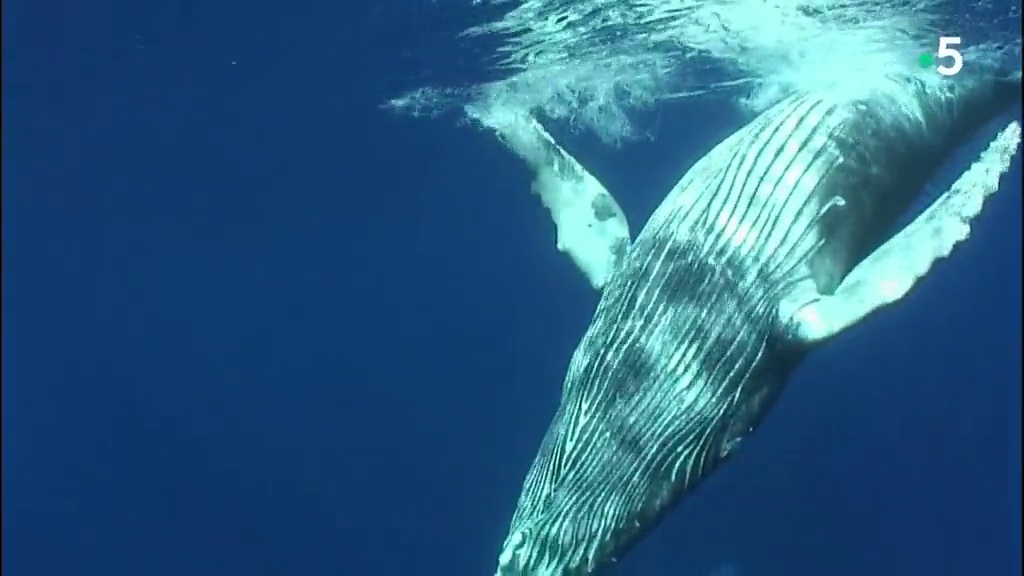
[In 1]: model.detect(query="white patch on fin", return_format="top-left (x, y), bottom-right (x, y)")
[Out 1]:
top-left (467, 105), bottom-right (631, 290)
top-left (788, 120), bottom-right (1022, 344)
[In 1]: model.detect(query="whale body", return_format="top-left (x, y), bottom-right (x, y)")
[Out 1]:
top-left (494, 73), bottom-right (1021, 575)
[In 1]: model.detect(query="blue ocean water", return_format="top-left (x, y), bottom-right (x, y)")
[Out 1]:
top-left (1, 1), bottom-right (1020, 575)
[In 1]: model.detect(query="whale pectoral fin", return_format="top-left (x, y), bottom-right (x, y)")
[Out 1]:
top-left (790, 120), bottom-right (1021, 344)
top-left (466, 105), bottom-right (631, 290)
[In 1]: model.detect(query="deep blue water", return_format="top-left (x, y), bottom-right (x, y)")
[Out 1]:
top-left (2, 1), bottom-right (1021, 575)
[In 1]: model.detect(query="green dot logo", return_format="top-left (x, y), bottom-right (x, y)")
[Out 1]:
top-left (918, 52), bottom-right (934, 69)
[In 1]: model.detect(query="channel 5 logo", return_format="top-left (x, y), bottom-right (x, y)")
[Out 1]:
top-left (920, 37), bottom-right (964, 77)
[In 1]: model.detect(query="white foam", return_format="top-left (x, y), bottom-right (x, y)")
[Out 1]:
top-left (385, 0), bottom-right (1020, 144)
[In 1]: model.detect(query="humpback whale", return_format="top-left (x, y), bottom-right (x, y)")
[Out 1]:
top-left (494, 73), bottom-right (1021, 575)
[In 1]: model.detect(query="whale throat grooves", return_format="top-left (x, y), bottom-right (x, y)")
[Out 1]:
top-left (501, 228), bottom-right (801, 573)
